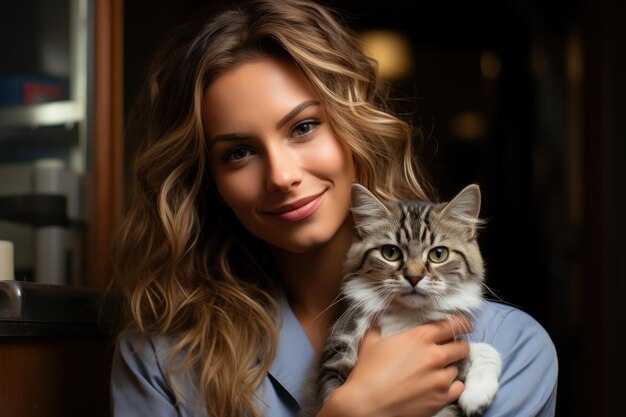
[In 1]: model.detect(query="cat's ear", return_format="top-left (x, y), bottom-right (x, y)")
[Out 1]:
top-left (350, 183), bottom-right (391, 237)
top-left (440, 184), bottom-right (482, 236)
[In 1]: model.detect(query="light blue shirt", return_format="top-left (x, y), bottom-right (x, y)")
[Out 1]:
top-left (111, 297), bottom-right (558, 416)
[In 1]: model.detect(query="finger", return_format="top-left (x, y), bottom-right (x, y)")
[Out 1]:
top-left (440, 339), bottom-right (470, 365)
top-left (447, 380), bottom-right (465, 403)
top-left (427, 317), bottom-right (473, 344)
top-left (442, 363), bottom-right (460, 382)
top-left (359, 326), bottom-right (382, 354)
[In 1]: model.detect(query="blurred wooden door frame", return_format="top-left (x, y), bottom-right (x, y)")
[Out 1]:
top-left (87, 0), bottom-right (123, 290)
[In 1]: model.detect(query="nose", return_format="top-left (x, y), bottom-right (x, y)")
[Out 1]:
top-left (265, 143), bottom-right (303, 192)
top-left (403, 260), bottom-right (426, 287)
top-left (404, 275), bottom-right (424, 287)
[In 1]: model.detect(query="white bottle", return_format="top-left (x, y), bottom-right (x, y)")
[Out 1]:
top-left (0, 240), bottom-right (15, 280)
top-left (33, 158), bottom-right (67, 285)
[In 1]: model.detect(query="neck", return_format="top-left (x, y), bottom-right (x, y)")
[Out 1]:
top-left (272, 217), bottom-right (354, 351)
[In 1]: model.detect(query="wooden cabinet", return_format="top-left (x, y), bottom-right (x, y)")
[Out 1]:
top-left (0, 335), bottom-right (113, 417)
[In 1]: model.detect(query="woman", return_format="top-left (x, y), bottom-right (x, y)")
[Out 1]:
top-left (110, 1), bottom-right (558, 416)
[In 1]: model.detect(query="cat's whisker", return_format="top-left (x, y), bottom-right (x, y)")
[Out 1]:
top-left (374, 288), bottom-right (395, 314)
top-left (328, 282), bottom-right (390, 339)
top-left (448, 316), bottom-right (473, 339)
top-left (307, 294), bottom-right (351, 328)
top-left (477, 289), bottom-right (517, 312)
top-left (431, 295), bottom-right (477, 339)
top-left (478, 282), bottom-right (498, 298)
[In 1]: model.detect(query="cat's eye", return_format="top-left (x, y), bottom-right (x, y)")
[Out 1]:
top-left (428, 247), bottom-right (449, 263)
top-left (381, 245), bottom-right (402, 261)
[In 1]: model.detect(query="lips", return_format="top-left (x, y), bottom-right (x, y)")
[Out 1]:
top-left (266, 190), bottom-right (326, 222)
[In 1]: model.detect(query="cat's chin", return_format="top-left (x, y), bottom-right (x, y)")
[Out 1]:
top-left (395, 292), bottom-right (432, 309)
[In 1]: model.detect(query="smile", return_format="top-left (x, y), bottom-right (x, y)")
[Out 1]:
top-left (266, 190), bottom-right (326, 222)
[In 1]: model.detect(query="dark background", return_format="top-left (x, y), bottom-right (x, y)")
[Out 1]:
top-left (124, 1), bottom-right (626, 416)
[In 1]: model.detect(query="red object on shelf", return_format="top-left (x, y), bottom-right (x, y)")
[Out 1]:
top-left (23, 82), bottom-right (65, 105)
top-left (0, 75), bottom-right (69, 107)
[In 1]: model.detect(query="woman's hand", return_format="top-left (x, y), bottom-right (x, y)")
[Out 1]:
top-left (318, 318), bottom-right (472, 417)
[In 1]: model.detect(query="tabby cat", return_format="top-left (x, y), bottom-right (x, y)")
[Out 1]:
top-left (301, 183), bottom-right (502, 417)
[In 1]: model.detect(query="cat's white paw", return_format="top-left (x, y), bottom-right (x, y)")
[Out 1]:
top-left (458, 342), bottom-right (501, 415)
top-left (457, 375), bottom-right (498, 415)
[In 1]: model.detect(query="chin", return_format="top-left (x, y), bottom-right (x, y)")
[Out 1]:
top-left (270, 234), bottom-right (329, 254)
top-left (395, 293), bottom-right (432, 309)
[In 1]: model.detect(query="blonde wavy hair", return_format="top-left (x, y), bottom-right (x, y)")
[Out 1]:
top-left (111, 0), bottom-right (433, 416)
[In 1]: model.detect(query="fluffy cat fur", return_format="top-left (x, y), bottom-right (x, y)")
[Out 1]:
top-left (299, 183), bottom-right (502, 417)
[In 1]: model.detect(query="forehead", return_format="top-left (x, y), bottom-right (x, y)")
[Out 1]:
top-left (202, 56), bottom-right (319, 136)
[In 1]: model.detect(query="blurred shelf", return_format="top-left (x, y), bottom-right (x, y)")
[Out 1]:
top-left (0, 101), bottom-right (84, 129)
top-left (0, 281), bottom-right (104, 337)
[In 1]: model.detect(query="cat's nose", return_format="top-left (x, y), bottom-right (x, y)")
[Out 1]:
top-left (404, 275), bottom-right (424, 287)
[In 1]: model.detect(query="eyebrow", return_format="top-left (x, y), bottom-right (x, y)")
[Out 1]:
top-left (209, 100), bottom-right (320, 148)
top-left (209, 133), bottom-right (248, 149)
top-left (276, 100), bottom-right (320, 129)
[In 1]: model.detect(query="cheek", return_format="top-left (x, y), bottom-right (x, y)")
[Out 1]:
top-left (212, 169), bottom-right (260, 213)
top-left (308, 134), bottom-right (356, 182)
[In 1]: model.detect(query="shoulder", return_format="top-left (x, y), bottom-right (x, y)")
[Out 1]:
top-left (469, 301), bottom-right (558, 417)
top-left (111, 330), bottom-right (176, 400)
top-left (115, 330), bottom-right (173, 366)
top-left (471, 301), bottom-right (556, 355)
top-left (114, 330), bottom-right (174, 385)
top-left (112, 330), bottom-right (204, 416)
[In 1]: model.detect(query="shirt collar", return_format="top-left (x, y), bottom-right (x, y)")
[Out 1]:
top-left (268, 292), bottom-right (317, 407)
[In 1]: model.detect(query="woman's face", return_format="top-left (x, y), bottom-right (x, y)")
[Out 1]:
top-left (204, 56), bottom-right (356, 253)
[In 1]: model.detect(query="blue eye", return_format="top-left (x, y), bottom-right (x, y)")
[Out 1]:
top-left (290, 119), bottom-right (321, 137)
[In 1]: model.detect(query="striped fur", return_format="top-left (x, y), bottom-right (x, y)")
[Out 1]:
top-left (300, 183), bottom-right (501, 417)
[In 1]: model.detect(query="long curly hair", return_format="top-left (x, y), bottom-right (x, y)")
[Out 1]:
top-left (111, 0), bottom-right (433, 416)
